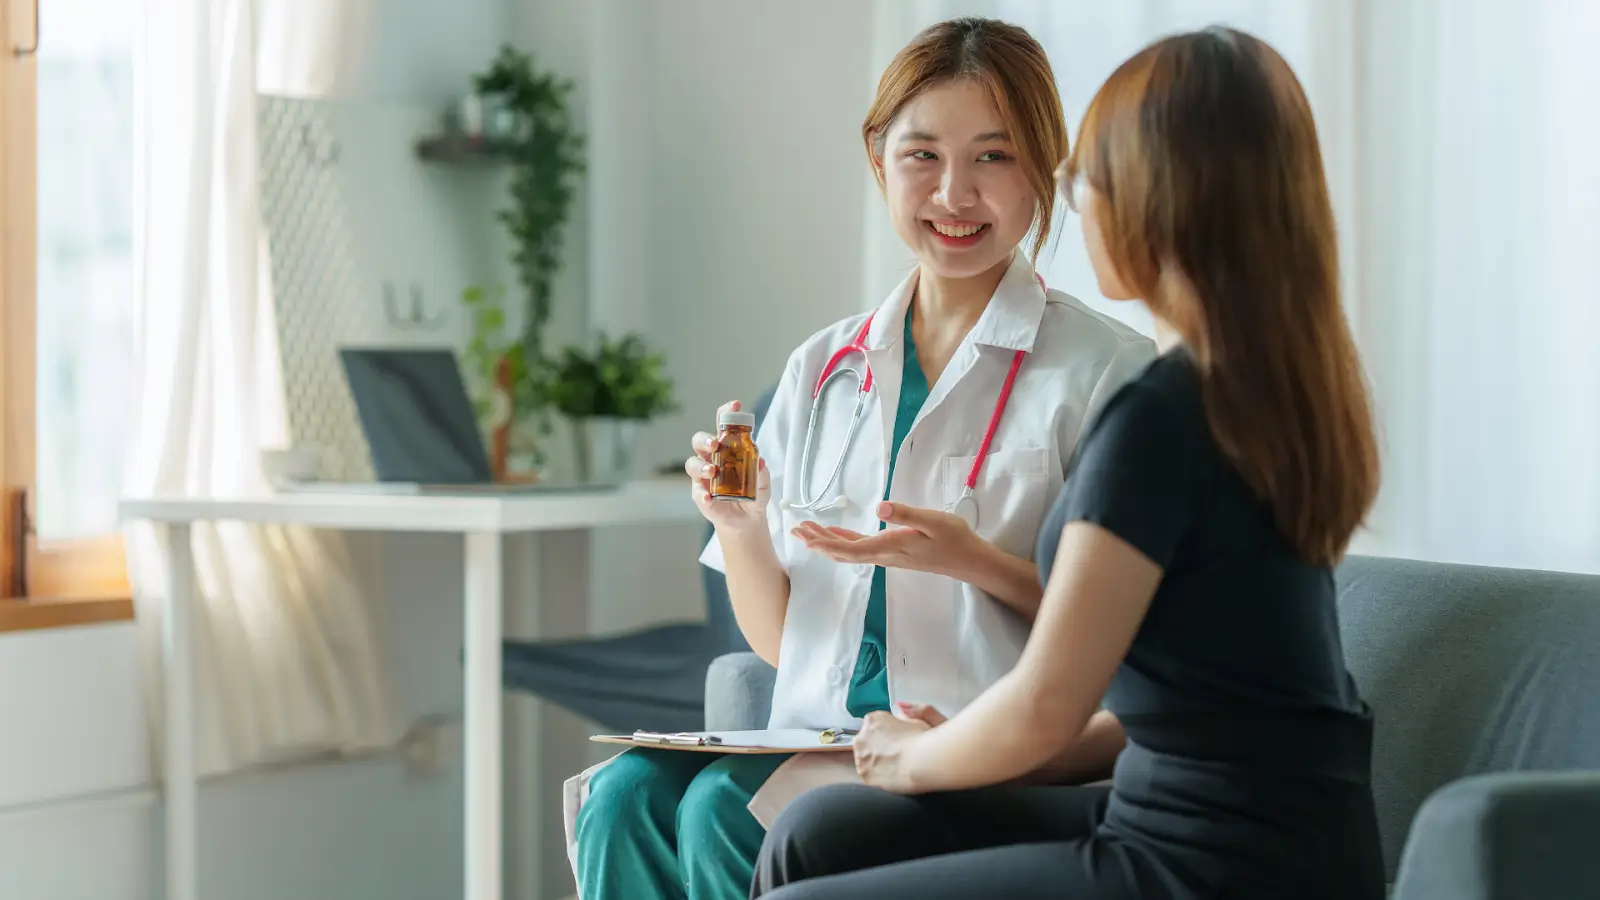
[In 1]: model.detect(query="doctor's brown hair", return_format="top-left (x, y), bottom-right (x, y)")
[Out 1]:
top-left (863, 18), bottom-right (1067, 261)
top-left (1063, 28), bottom-right (1379, 567)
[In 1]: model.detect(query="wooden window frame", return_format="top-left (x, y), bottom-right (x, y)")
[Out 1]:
top-left (2, 0), bottom-right (132, 626)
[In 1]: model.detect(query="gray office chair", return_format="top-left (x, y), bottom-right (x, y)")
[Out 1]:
top-left (500, 388), bottom-right (776, 733)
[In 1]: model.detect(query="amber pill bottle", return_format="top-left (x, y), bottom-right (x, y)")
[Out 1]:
top-left (710, 410), bottom-right (759, 502)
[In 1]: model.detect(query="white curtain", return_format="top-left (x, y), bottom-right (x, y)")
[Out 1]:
top-left (1354, 0), bottom-right (1600, 574)
top-left (127, 0), bottom-right (396, 777)
top-left (870, 0), bottom-right (1600, 575)
top-left (256, 0), bottom-right (374, 99)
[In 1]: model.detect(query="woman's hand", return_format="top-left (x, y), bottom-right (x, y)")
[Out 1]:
top-left (852, 703), bottom-right (947, 794)
top-left (686, 400), bottom-right (771, 534)
top-left (892, 700), bottom-right (948, 727)
top-left (792, 501), bottom-right (981, 575)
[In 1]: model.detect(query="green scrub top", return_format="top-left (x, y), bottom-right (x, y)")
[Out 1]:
top-left (845, 309), bottom-right (930, 717)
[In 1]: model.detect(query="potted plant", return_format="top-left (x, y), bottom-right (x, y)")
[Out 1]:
top-left (543, 333), bottom-right (678, 484)
top-left (460, 283), bottom-right (544, 480)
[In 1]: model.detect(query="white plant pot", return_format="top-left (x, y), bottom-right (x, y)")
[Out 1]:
top-left (572, 417), bottom-right (639, 486)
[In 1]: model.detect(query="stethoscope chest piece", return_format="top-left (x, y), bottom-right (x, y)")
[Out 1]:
top-left (949, 491), bottom-right (979, 531)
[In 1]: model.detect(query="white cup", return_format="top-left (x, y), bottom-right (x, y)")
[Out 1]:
top-left (260, 446), bottom-right (322, 487)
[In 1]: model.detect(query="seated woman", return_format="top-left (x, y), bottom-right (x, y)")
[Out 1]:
top-left (565, 18), bottom-right (1154, 900)
top-left (752, 27), bottom-right (1387, 900)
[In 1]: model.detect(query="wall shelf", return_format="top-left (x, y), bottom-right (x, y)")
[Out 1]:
top-left (415, 134), bottom-right (511, 166)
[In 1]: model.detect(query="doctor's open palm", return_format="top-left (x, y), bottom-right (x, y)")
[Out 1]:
top-left (686, 400), bottom-right (772, 533)
top-left (792, 501), bottom-right (979, 574)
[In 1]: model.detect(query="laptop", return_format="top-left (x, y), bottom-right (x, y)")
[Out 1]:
top-left (279, 348), bottom-right (587, 495)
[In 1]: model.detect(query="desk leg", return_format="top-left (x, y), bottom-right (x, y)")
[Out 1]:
top-left (505, 533), bottom-right (541, 900)
top-left (465, 531), bottom-right (503, 900)
top-left (504, 529), bottom-right (589, 900)
top-left (163, 523), bottom-right (198, 900)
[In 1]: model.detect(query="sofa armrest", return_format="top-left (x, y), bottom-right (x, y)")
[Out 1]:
top-left (704, 652), bottom-right (776, 731)
top-left (1392, 770), bottom-right (1600, 900)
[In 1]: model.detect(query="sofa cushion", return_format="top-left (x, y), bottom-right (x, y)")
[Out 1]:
top-left (1336, 556), bottom-right (1600, 879)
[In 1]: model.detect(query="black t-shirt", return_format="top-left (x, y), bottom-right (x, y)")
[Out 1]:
top-left (1036, 350), bottom-right (1366, 724)
top-left (1036, 349), bottom-right (1384, 898)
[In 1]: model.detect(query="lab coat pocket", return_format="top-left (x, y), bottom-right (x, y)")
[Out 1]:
top-left (562, 753), bottom-right (623, 887)
top-left (941, 447), bottom-right (1056, 558)
top-left (779, 502), bottom-right (860, 572)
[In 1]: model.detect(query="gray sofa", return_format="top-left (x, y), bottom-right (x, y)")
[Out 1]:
top-left (704, 555), bottom-right (1600, 898)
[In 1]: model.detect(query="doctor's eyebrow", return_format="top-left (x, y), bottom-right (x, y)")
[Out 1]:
top-left (899, 130), bottom-right (1012, 143)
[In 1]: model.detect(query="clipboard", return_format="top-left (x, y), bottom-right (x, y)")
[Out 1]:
top-left (590, 728), bottom-right (856, 754)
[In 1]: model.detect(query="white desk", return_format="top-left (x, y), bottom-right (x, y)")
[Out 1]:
top-left (119, 480), bottom-right (699, 900)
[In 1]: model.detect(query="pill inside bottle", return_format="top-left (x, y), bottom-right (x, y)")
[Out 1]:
top-left (710, 410), bottom-right (759, 502)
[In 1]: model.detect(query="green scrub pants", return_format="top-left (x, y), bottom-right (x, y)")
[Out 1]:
top-left (574, 748), bottom-right (791, 900)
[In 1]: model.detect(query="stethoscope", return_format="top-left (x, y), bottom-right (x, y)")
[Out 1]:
top-left (781, 274), bottom-right (1044, 530)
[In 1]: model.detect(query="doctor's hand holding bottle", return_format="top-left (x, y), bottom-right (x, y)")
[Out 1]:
top-left (685, 400), bottom-right (773, 533)
top-left (683, 398), bottom-right (790, 667)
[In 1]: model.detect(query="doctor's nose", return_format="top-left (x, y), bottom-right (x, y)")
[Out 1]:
top-left (933, 166), bottom-right (977, 211)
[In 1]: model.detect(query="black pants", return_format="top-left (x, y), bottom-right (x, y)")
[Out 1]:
top-left (751, 781), bottom-right (1155, 900)
top-left (752, 739), bottom-right (1386, 900)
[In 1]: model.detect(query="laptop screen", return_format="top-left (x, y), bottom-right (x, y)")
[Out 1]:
top-left (338, 348), bottom-right (493, 484)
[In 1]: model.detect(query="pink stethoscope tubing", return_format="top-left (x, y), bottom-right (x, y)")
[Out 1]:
top-left (784, 274), bottom-right (1045, 528)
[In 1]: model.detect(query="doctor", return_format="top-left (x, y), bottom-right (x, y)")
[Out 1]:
top-left (570, 17), bottom-right (1154, 900)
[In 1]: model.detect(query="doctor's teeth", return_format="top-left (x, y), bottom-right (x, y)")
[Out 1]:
top-left (931, 222), bottom-right (985, 237)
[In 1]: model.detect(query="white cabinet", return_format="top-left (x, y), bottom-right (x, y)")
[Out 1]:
top-left (0, 794), bottom-right (155, 900)
top-left (0, 624), bottom-right (150, 810)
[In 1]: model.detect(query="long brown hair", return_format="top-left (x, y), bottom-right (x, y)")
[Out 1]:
top-left (1063, 28), bottom-right (1379, 566)
top-left (863, 18), bottom-right (1067, 261)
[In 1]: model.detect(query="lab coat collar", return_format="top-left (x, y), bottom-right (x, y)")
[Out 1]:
top-left (863, 269), bottom-right (918, 352)
top-left (862, 251), bottom-right (1047, 353)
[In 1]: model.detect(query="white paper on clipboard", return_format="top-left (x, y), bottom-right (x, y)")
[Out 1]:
top-left (589, 729), bottom-right (856, 753)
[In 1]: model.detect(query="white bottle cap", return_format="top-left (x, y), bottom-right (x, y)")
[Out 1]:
top-left (718, 410), bottom-right (756, 428)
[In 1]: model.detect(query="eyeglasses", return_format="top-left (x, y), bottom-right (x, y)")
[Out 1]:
top-left (1061, 172), bottom-right (1090, 213)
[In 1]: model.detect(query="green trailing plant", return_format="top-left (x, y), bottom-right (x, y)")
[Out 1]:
top-left (544, 333), bottom-right (678, 421)
top-left (472, 45), bottom-right (586, 357)
top-left (460, 284), bottom-right (546, 448)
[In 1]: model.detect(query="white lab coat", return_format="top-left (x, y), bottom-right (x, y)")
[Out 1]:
top-left (561, 252), bottom-right (1155, 883)
top-left (701, 250), bottom-right (1155, 729)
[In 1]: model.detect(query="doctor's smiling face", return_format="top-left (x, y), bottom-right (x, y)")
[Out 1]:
top-left (875, 80), bottom-right (1036, 281)
top-left (863, 20), bottom-right (1068, 284)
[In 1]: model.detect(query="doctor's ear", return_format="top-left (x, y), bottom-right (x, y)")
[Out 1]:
top-left (867, 130), bottom-right (887, 184)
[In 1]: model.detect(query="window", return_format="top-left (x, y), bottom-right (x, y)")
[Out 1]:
top-left (2, 0), bottom-right (134, 609)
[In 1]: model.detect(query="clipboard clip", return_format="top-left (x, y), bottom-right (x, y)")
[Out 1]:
top-left (632, 730), bottom-right (723, 746)
top-left (819, 728), bottom-right (858, 745)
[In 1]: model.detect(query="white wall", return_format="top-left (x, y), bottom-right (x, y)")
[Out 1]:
top-left (641, 0), bottom-right (877, 453)
top-left (585, 0), bottom-right (877, 638)
top-left (347, 0), bottom-right (511, 105)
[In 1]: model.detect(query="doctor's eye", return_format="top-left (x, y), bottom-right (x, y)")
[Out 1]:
top-left (907, 150), bottom-right (938, 162)
top-left (977, 150), bottom-right (1012, 163)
